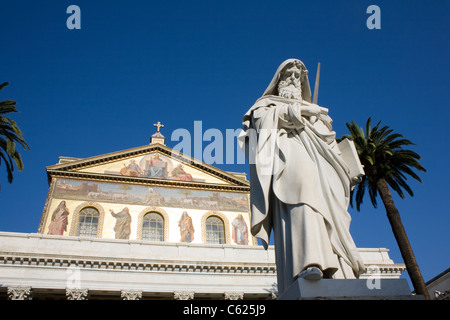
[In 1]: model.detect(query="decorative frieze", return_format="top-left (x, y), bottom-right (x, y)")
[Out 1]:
top-left (0, 252), bottom-right (405, 280)
top-left (0, 254), bottom-right (276, 275)
top-left (361, 265), bottom-right (405, 278)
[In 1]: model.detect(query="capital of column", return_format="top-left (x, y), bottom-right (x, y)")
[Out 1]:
top-left (174, 290), bottom-right (195, 300)
top-left (7, 286), bottom-right (32, 300)
top-left (224, 291), bottom-right (244, 300)
top-left (121, 289), bottom-right (143, 300)
top-left (66, 288), bottom-right (89, 300)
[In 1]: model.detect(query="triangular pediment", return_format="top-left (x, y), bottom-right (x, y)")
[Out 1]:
top-left (46, 143), bottom-right (249, 188)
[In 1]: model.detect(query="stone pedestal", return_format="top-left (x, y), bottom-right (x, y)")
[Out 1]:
top-left (278, 278), bottom-right (423, 300)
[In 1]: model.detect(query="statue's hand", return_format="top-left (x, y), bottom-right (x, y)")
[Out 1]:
top-left (292, 102), bottom-right (302, 110)
top-left (302, 104), bottom-right (322, 117)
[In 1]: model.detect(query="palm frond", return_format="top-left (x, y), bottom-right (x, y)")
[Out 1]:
top-left (0, 81), bottom-right (29, 189)
top-left (0, 82), bottom-right (10, 91)
top-left (340, 117), bottom-right (426, 212)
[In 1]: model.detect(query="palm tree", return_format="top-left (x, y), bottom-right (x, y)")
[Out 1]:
top-left (0, 82), bottom-right (30, 190)
top-left (340, 117), bottom-right (430, 299)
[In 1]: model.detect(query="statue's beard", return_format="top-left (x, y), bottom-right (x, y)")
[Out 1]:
top-left (278, 80), bottom-right (302, 100)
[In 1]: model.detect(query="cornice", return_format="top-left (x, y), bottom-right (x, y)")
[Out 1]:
top-left (0, 252), bottom-right (406, 278)
top-left (47, 169), bottom-right (250, 193)
top-left (0, 253), bottom-right (276, 275)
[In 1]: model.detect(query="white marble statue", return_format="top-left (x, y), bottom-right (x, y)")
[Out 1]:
top-left (238, 59), bottom-right (366, 295)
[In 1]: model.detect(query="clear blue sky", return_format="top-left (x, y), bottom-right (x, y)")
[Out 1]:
top-left (1, 1), bottom-right (448, 288)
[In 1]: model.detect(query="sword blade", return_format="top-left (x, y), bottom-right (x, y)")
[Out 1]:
top-left (313, 62), bottom-right (321, 105)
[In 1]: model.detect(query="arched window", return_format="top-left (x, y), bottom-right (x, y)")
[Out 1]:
top-left (142, 212), bottom-right (164, 242)
top-left (76, 207), bottom-right (99, 238)
top-left (205, 216), bottom-right (225, 244)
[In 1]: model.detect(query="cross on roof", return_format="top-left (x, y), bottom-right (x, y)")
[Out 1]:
top-left (153, 121), bottom-right (164, 132)
top-left (150, 121), bottom-right (166, 145)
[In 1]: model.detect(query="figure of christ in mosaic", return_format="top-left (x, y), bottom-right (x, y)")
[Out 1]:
top-left (142, 154), bottom-right (168, 178)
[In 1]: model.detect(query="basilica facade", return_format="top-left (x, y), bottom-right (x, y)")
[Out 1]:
top-left (39, 127), bottom-right (254, 247)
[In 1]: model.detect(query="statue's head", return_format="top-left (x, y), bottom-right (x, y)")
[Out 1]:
top-left (278, 60), bottom-right (303, 100)
top-left (262, 59), bottom-right (312, 102)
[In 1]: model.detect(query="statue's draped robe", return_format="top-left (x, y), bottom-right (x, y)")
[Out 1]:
top-left (239, 95), bottom-right (365, 294)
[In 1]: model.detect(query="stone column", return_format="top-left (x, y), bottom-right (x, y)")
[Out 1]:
top-left (7, 286), bottom-right (32, 300)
